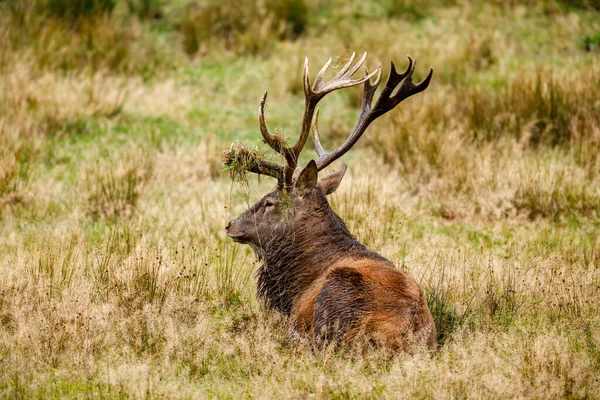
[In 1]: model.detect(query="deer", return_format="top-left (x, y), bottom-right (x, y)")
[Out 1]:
top-left (224, 52), bottom-right (436, 352)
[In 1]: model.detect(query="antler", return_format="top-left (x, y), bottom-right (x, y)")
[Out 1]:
top-left (312, 56), bottom-right (433, 172)
top-left (224, 53), bottom-right (432, 188)
top-left (257, 52), bottom-right (378, 187)
top-left (223, 144), bottom-right (286, 182)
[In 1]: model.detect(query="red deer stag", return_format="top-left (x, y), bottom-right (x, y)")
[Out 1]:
top-left (224, 52), bottom-right (436, 351)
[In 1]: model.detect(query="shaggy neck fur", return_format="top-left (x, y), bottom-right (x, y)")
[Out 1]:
top-left (254, 192), bottom-right (391, 315)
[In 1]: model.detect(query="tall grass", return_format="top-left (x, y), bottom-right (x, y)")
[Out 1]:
top-left (0, 124), bottom-right (41, 214)
top-left (463, 68), bottom-right (600, 146)
top-left (179, 0), bottom-right (308, 56)
top-left (0, 0), bottom-right (169, 75)
top-left (83, 149), bottom-right (153, 220)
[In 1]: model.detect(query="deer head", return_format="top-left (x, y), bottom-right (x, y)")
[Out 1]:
top-left (224, 52), bottom-right (432, 252)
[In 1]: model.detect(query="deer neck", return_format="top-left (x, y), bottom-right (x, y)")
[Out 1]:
top-left (255, 211), bottom-right (366, 315)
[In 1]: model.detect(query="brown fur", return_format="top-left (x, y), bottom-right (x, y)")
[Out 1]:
top-left (291, 259), bottom-right (435, 350)
top-left (226, 162), bottom-right (437, 352)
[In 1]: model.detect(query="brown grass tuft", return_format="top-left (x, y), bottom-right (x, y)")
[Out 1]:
top-left (83, 148), bottom-right (153, 220)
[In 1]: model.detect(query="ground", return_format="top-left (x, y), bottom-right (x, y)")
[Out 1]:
top-left (0, 0), bottom-right (599, 398)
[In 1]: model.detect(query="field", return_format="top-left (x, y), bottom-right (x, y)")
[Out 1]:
top-left (1, 0), bottom-right (600, 398)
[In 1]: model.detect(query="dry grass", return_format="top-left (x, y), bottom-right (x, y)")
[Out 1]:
top-left (83, 148), bottom-right (154, 220)
top-left (0, 0), bottom-right (170, 75)
top-left (1, 1), bottom-right (600, 398)
top-left (179, 0), bottom-right (308, 57)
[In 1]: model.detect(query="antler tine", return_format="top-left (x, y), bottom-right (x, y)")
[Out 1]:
top-left (311, 109), bottom-right (327, 158)
top-left (388, 58), bottom-right (433, 106)
top-left (314, 52), bottom-right (375, 95)
top-left (314, 56), bottom-right (433, 172)
top-left (258, 91), bottom-right (285, 155)
top-left (389, 57), bottom-right (413, 89)
top-left (340, 51), bottom-right (366, 81)
top-left (330, 51), bottom-right (356, 82)
top-left (312, 58), bottom-right (332, 90)
top-left (290, 53), bottom-right (379, 173)
top-left (370, 56), bottom-right (432, 119)
top-left (302, 57), bottom-right (310, 97)
top-left (361, 64), bottom-right (382, 116)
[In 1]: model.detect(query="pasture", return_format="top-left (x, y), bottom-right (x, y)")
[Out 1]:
top-left (1, 0), bottom-right (599, 397)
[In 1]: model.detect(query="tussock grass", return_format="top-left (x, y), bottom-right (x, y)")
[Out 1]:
top-left (180, 0), bottom-right (308, 57)
top-left (83, 148), bottom-right (153, 220)
top-left (0, 127), bottom-right (39, 210)
top-left (368, 62), bottom-right (600, 221)
top-left (0, 0), bottom-right (170, 75)
top-left (463, 67), bottom-right (600, 146)
top-left (1, 1), bottom-right (600, 398)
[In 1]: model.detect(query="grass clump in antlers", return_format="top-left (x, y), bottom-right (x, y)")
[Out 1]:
top-left (222, 143), bottom-right (269, 184)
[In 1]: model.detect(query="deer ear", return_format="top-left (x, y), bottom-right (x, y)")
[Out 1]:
top-left (317, 164), bottom-right (347, 195)
top-left (294, 160), bottom-right (318, 197)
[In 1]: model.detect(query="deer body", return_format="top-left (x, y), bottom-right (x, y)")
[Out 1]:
top-left (224, 52), bottom-right (436, 351)
top-left (292, 260), bottom-right (436, 350)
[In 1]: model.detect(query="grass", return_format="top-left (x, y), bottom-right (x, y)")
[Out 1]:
top-left (0, 0), bottom-right (600, 398)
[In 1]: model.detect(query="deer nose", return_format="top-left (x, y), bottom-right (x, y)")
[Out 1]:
top-left (225, 221), bottom-right (232, 231)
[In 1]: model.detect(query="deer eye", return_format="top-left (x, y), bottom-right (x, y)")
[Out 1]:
top-left (264, 200), bottom-right (276, 208)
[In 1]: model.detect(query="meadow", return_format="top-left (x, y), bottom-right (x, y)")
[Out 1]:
top-left (1, 0), bottom-right (599, 398)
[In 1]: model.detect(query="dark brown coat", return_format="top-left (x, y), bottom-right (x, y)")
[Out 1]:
top-left (226, 161), bottom-right (436, 351)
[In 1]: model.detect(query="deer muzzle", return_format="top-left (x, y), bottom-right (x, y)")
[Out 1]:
top-left (225, 219), bottom-right (246, 243)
